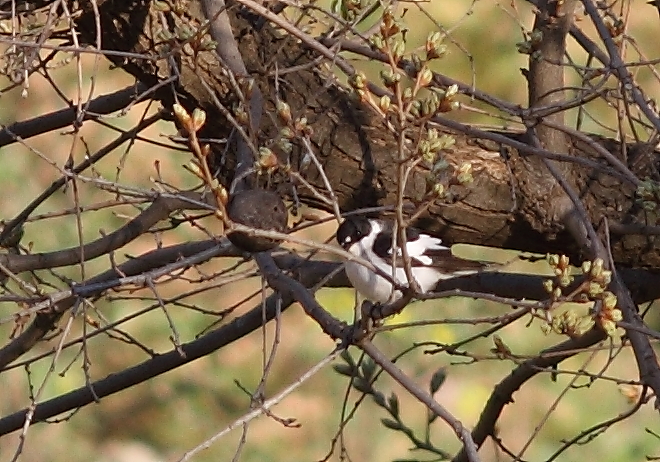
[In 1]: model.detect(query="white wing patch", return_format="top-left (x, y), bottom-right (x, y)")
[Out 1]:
top-left (341, 219), bottom-right (480, 303)
top-left (383, 233), bottom-right (449, 266)
top-left (406, 234), bottom-right (448, 257)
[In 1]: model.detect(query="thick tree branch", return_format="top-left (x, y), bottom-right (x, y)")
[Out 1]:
top-left (453, 328), bottom-right (607, 462)
top-left (0, 111), bottom-right (165, 245)
top-left (64, 0), bottom-right (660, 269)
top-left (0, 83), bottom-right (149, 147)
top-left (0, 192), bottom-right (212, 275)
top-left (0, 244), bottom-right (352, 435)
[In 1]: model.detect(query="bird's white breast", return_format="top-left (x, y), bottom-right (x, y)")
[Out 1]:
top-left (344, 223), bottom-right (445, 303)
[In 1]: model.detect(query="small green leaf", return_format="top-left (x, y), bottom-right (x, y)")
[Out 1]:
top-left (360, 358), bottom-right (376, 381)
top-left (381, 418), bottom-right (403, 431)
top-left (333, 364), bottom-right (356, 377)
top-left (388, 393), bottom-right (399, 417)
top-left (430, 368), bottom-right (446, 394)
top-left (372, 390), bottom-right (386, 407)
top-left (340, 349), bottom-right (356, 368)
top-left (352, 377), bottom-right (371, 394)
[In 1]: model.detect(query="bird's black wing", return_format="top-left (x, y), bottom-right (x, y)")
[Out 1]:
top-left (372, 226), bottom-right (487, 272)
top-left (420, 246), bottom-right (488, 273)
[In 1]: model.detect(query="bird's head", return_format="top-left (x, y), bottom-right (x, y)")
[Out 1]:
top-left (336, 216), bottom-right (372, 250)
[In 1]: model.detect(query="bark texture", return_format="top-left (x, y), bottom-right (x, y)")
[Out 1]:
top-left (73, 0), bottom-right (660, 269)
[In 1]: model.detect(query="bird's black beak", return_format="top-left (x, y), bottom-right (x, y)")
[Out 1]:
top-left (339, 239), bottom-right (351, 250)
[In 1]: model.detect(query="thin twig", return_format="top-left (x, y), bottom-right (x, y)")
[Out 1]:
top-left (178, 349), bottom-right (341, 462)
top-left (359, 339), bottom-right (481, 462)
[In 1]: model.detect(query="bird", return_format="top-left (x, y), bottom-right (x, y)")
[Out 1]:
top-left (336, 216), bottom-right (487, 303)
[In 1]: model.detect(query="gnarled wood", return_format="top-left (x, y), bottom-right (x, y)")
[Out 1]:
top-left (70, 0), bottom-right (660, 270)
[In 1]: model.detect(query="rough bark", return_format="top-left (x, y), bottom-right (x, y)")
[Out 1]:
top-left (67, 0), bottom-right (660, 271)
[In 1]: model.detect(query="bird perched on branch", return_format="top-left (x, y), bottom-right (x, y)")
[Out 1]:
top-left (336, 216), bottom-right (488, 303)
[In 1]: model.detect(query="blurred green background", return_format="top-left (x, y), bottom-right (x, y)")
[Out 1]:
top-left (0, 1), bottom-right (659, 461)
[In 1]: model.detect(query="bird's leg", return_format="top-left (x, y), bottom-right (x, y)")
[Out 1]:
top-left (360, 300), bottom-right (385, 330)
top-left (371, 290), bottom-right (415, 321)
top-left (360, 299), bottom-right (373, 324)
top-left (337, 302), bottom-right (375, 348)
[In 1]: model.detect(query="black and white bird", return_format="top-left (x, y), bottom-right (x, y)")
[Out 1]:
top-left (336, 216), bottom-right (487, 303)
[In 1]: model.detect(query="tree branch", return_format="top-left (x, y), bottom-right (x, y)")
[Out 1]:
top-left (453, 328), bottom-right (607, 462)
top-left (0, 83), bottom-right (149, 148)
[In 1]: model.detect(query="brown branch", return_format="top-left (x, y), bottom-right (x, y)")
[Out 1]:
top-left (523, 0), bottom-right (609, 66)
top-left (435, 268), bottom-right (660, 306)
top-left (0, 192), bottom-right (212, 274)
top-left (546, 386), bottom-right (648, 462)
top-left (254, 253), bottom-right (347, 340)
top-left (581, 0), bottom-right (660, 132)
top-left (327, 37), bottom-right (521, 116)
top-left (1, 241), bottom-right (656, 440)
top-left (201, 0), bottom-right (262, 190)
top-left (0, 83), bottom-right (149, 148)
top-left (0, 243), bottom-right (351, 436)
top-left (611, 274), bottom-right (660, 410)
top-left (64, 0), bottom-right (660, 269)
top-left (0, 288), bottom-right (290, 436)
top-left (360, 339), bottom-right (481, 462)
top-left (529, 115), bottom-right (660, 415)
top-left (0, 110), bottom-right (165, 245)
top-left (539, 146), bottom-right (660, 410)
top-left (527, 0), bottom-right (578, 134)
top-left (452, 327), bottom-right (607, 462)
top-left (0, 239), bottom-right (237, 369)
top-left (537, 136), bottom-right (660, 411)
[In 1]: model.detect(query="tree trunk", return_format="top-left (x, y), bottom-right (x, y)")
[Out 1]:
top-left (71, 0), bottom-right (660, 270)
